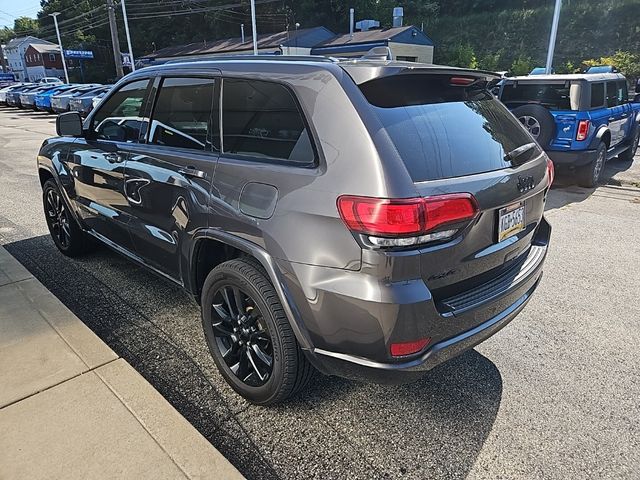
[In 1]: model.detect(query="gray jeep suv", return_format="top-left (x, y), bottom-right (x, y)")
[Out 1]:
top-left (38, 57), bottom-right (552, 405)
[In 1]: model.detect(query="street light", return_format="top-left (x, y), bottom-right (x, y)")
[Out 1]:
top-left (250, 0), bottom-right (258, 55)
top-left (49, 12), bottom-right (69, 83)
top-left (120, 0), bottom-right (135, 72)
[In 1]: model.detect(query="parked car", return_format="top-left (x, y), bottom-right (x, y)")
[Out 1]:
top-left (35, 84), bottom-right (78, 112)
top-left (38, 77), bottom-right (64, 85)
top-left (69, 85), bottom-right (112, 116)
top-left (39, 58), bottom-right (552, 405)
top-left (20, 85), bottom-right (62, 110)
top-left (0, 83), bottom-right (29, 104)
top-left (530, 67), bottom-right (554, 75)
top-left (91, 90), bottom-right (107, 110)
top-left (5, 84), bottom-right (38, 107)
top-left (586, 65), bottom-right (618, 74)
top-left (50, 84), bottom-right (101, 113)
top-left (497, 73), bottom-right (640, 187)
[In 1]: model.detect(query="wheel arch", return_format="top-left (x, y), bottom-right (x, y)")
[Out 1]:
top-left (590, 126), bottom-right (611, 149)
top-left (189, 230), bottom-right (314, 351)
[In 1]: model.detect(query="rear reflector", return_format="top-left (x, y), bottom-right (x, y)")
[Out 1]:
top-left (390, 338), bottom-right (431, 357)
top-left (576, 120), bottom-right (590, 141)
top-left (337, 194), bottom-right (478, 239)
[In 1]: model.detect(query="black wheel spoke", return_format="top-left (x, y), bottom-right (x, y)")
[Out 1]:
top-left (211, 283), bottom-right (273, 387)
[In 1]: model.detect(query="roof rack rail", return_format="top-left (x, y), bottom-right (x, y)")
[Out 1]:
top-left (164, 54), bottom-right (338, 65)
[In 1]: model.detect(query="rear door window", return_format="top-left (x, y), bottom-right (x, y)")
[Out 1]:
top-left (359, 74), bottom-right (537, 182)
top-left (221, 78), bottom-right (315, 165)
top-left (149, 77), bottom-right (217, 152)
top-left (500, 82), bottom-right (573, 110)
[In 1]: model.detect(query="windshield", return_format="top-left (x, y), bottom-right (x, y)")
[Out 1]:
top-left (359, 74), bottom-right (536, 182)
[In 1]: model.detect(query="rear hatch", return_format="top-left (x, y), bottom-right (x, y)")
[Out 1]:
top-left (355, 70), bottom-right (550, 304)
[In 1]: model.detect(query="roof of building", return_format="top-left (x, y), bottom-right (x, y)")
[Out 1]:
top-left (5, 36), bottom-right (54, 49)
top-left (27, 44), bottom-right (61, 54)
top-left (144, 26), bottom-right (335, 60)
top-left (316, 26), bottom-right (430, 47)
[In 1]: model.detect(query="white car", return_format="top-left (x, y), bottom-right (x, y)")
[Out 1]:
top-left (38, 77), bottom-right (63, 85)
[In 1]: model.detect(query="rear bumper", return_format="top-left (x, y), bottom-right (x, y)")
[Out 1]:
top-left (546, 149), bottom-right (596, 168)
top-left (290, 217), bottom-right (550, 383)
top-left (312, 278), bottom-right (538, 383)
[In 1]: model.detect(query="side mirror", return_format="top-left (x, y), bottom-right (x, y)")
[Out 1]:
top-left (56, 111), bottom-right (83, 137)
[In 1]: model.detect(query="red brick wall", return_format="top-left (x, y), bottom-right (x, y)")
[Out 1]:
top-left (24, 45), bottom-right (63, 69)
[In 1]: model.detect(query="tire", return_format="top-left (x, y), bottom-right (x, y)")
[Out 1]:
top-left (577, 142), bottom-right (607, 188)
top-left (512, 104), bottom-right (556, 147)
top-left (42, 179), bottom-right (92, 257)
top-left (618, 128), bottom-right (639, 162)
top-left (201, 259), bottom-right (313, 405)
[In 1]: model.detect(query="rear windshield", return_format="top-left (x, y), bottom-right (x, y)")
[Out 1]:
top-left (359, 74), bottom-right (535, 182)
top-left (500, 82), bottom-right (574, 110)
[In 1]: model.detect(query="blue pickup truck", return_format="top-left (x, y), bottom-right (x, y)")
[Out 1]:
top-left (498, 73), bottom-right (640, 187)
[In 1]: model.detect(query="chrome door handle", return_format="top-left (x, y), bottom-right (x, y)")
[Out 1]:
top-left (179, 167), bottom-right (206, 179)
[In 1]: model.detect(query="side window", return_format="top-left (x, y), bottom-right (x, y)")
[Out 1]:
top-left (92, 79), bottom-right (150, 142)
top-left (590, 83), bottom-right (605, 108)
top-left (606, 82), bottom-right (619, 108)
top-left (222, 78), bottom-right (315, 164)
top-left (617, 81), bottom-right (628, 104)
top-left (149, 77), bottom-right (216, 151)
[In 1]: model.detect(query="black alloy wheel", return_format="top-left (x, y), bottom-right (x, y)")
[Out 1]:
top-left (211, 285), bottom-right (273, 387)
top-left (42, 179), bottom-right (91, 256)
top-left (201, 259), bottom-right (313, 405)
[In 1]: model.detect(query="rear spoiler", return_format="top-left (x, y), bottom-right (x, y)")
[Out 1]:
top-left (341, 63), bottom-right (501, 86)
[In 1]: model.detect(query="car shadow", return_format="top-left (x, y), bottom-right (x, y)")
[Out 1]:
top-left (5, 234), bottom-right (503, 479)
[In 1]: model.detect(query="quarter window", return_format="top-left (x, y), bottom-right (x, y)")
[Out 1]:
top-left (221, 78), bottom-right (314, 164)
top-left (92, 79), bottom-right (150, 142)
top-left (590, 83), bottom-right (605, 108)
top-left (617, 81), bottom-right (628, 103)
top-left (149, 77), bottom-right (216, 151)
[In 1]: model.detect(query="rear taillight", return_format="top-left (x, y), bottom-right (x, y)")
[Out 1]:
top-left (337, 193), bottom-right (478, 247)
top-left (576, 120), bottom-right (590, 141)
top-left (546, 158), bottom-right (555, 186)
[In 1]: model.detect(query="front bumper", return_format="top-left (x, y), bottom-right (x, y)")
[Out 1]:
top-left (546, 149), bottom-right (596, 168)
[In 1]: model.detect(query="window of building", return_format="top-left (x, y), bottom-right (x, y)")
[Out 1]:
top-left (92, 79), bottom-right (151, 142)
top-left (149, 77), bottom-right (216, 151)
top-left (590, 83), bottom-right (605, 108)
top-left (49, 54), bottom-right (56, 62)
top-left (221, 78), bottom-right (315, 164)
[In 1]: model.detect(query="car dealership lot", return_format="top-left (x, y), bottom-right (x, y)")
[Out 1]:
top-left (1, 108), bottom-right (639, 479)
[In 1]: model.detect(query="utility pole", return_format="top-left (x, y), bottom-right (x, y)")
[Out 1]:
top-left (106, 0), bottom-right (124, 78)
top-left (49, 12), bottom-right (69, 83)
top-left (545, 0), bottom-right (562, 74)
top-left (120, 0), bottom-right (135, 72)
top-left (250, 0), bottom-right (258, 55)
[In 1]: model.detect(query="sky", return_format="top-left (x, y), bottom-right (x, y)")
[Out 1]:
top-left (0, 1), bottom-right (42, 29)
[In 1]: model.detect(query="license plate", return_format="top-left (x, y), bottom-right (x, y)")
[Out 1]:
top-left (498, 202), bottom-right (525, 242)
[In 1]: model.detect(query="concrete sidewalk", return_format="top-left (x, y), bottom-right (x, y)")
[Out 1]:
top-left (0, 246), bottom-right (243, 479)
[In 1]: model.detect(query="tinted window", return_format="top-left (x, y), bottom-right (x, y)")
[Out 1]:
top-left (501, 82), bottom-right (573, 110)
top-left (360, 75), bottom-right (537, 182)
top-left (606, 82), bottom-right (619, 107)
top-left (149, 77), bottom-right (216, 151)
top-left (590, 83), bottom-right (605, 108)
top-left (92, 79), bottom-right (149, 142)
top-left (222, 78), bottom-right (314, 164)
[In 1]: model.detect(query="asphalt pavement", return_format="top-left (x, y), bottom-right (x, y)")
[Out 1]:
top-left (1, 107), bottom-right (639, 479)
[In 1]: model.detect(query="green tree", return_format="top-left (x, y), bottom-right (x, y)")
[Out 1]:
top-left (511, 55), bottom-right (533, 76)
top-left (13, 17), bottom-right (39, 36)
top-left (442, 43), bottom-right (478, 69)
top-left (478, 50), bottom-right (502, 71)
top-left (583, 51), bottom-right (640, 79)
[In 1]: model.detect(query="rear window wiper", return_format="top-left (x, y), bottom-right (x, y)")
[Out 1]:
top-left (504, 142), bottom-right (538, 165)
